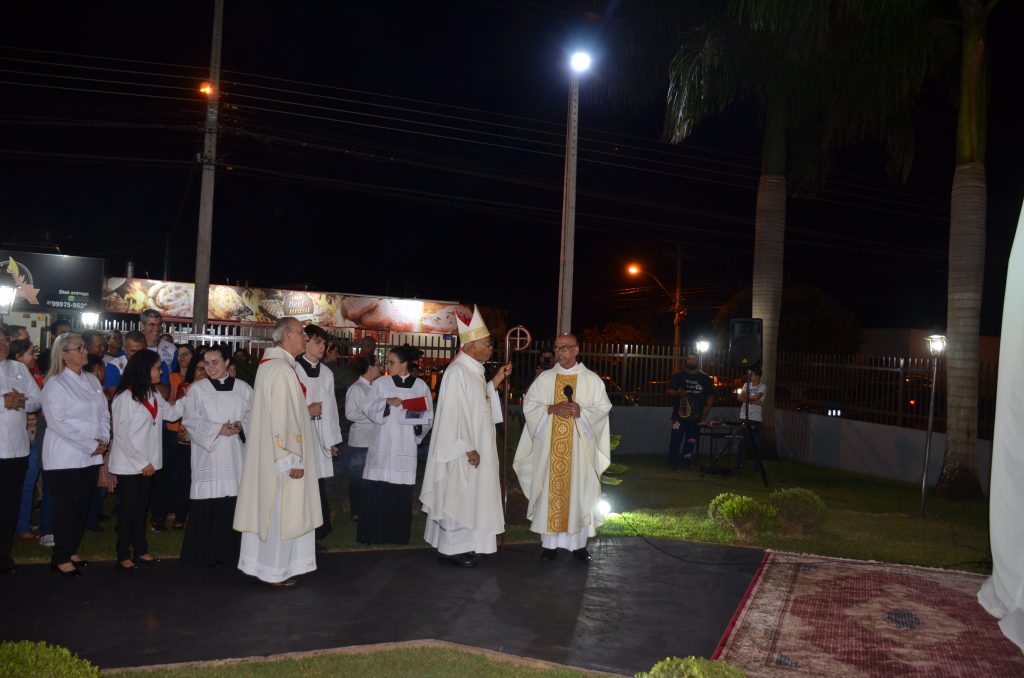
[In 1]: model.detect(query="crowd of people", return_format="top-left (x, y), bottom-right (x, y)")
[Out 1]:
top-left (0, 305), bottom-right (617, 585)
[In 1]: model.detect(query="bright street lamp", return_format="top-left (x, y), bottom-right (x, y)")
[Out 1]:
top-left (556, 50), bottom-right (592, 335)
top-left (696, 339), bottom-right (710, 369)
top-left (920, 334), bottom-right (947, 518)
top-left (570, 52), bottom-right (592, 73)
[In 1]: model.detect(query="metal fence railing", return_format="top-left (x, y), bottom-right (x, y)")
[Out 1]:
top-left (90, 321), bottom-right (997, 438)
top-left (500, 342), bottom-right (996, 439)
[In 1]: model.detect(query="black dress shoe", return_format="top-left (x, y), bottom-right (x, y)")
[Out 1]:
top-left (69, 558), bottom-right (89, 568)
top-left (51, 563), bottom-right (82, 577)
top-left (263, 578), bottom-right (298, 589)
top-left (572, 548), bottom-right (592, 562)
top-left (135, 556), bottom-right (160, 566)
top-left (438, 553), bottom-right (477, 568)
top-left (541, 548), bottom-right (558, 561)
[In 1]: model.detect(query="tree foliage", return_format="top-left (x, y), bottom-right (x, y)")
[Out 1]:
top-left (580, 321), bottom-right (656, 346)
top-left (712, 287), bottom-right (862, 354)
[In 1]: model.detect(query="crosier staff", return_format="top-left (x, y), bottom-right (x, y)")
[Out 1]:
top-left (501, 325), bottom-right (531, 550)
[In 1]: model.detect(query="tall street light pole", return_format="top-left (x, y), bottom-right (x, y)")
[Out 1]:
top-left (628, 262), bottom-right (684, 368)
top-left (556, 51), bottom-right (590, 336)
top-left (192, 0), bottom-right (224, 331)
top-left (920, 334), bottom-right (947, 518)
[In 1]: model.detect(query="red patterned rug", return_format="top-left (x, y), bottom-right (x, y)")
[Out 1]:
top-left (714, 551), bottom-right (1024, 677)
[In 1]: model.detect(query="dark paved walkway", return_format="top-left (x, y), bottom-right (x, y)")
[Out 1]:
top-left (0, 537), bottom-right (763, 676)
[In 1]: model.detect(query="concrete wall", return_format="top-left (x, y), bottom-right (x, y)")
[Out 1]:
top-left (609, 406), bottom-right (736, 456)
top-left (608, 405), bottom-right (992, 494)
top-left (773, 409), bottom-right (992, 494)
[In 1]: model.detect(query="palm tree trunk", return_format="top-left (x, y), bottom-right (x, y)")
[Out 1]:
top-left (938, 162), bottom-right (986, 498)
top-left (936, 0), bottom-right (990, 499)
top-left (752, 108), bottom-right (786, 451)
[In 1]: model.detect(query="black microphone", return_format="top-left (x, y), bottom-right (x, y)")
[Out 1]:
top-left (563, 384), bottom-right (574, 403)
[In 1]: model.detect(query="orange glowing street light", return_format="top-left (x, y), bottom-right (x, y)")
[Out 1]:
top-left (199, 82), bottom-right (214, 96)
top-left (626, 260), bottom-right (684, 367)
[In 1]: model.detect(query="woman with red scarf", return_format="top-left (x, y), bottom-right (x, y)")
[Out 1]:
top-left (108, 351), bottom-right (183, 571)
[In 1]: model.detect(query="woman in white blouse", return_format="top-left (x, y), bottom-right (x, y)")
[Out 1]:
top-left (341, 354), bottom-right (382, 523)
top-left (358, 346), bottom-right (432, 545)
top-left (1, 326), bottom-right (42, 574)
top-left (41, 333), bottom-right (110, 577)
top-left (108, 350), bottom-right (183, 571)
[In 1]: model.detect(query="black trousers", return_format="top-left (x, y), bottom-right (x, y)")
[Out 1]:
top-left (173, 442), bottom-right (192, 524)
top-left (148, 428), bottom-right (176, 522)
top-left (315, 477), bottom-right (332, 541)
top-left (358, 480), bottom-right (413, 545)
top-left (45, 465), bottom-right (99, 565)
top-left (116, 473), bottom-right (153, 561)
top-left (0, 456), bottom-right (29, 569)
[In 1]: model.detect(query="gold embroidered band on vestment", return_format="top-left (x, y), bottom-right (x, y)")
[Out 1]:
top-left (547, 373), bottom-right (577, 533)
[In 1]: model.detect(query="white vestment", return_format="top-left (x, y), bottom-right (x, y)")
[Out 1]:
top-left (181, 377), bottom-right (253, 500)
top-left (234, 346), bottom-right (321, 583)
top-left (513, 362), bottom-right (611, 548)
top-left (362, 376), bottom-right (432, 485)
top-left (979, 205), bottom-right (1024, 651)
top-left (296, 355), bottom-right (343, 481)
top-left (420, 351), bottom-right (505, 555)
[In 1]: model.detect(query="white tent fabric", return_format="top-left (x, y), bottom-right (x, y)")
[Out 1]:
top-left (978, 203), bottom-right (1024, 653)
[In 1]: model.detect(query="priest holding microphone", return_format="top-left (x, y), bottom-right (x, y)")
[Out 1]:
top-left (514, 333), bottom-right (611, 562)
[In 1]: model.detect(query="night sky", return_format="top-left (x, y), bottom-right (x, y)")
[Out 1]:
top-left (2, 1), bottom-right (1022, 343)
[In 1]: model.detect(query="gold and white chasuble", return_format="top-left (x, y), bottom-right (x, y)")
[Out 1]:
top-left (514, 362), bottom-right (612, 539)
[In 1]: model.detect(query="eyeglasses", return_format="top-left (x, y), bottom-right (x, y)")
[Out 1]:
top-left (62, 345), bottom-right (87, 353)
top-left (554, 344), bottom-right (577, 352)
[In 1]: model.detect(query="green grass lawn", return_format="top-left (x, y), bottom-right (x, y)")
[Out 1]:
top-left (13, 455), bottom-right (990, 574)
top-left (598, 455), bottom-right (991, 573)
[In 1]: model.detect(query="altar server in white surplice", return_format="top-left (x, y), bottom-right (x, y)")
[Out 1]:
top-left (420, 306), bottom-right (510, 568)
top-left (295, 324), bottom-right (343, 544)
top-left (179, 345), bottom-right (252, 566)
top-left (358, 345), bottom-right (432, 546)
top-left (514, 333), bottom-right (611, 563)
top-left (234, 318), bottom-right (321, 588)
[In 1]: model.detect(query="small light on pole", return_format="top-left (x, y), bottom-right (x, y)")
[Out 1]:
top-left (0, 285), bottom-right (16, 320)
top-left (199, 82), bottom-right (214, 96)
top-left (81, 312), bottom-right (100, 328)
top-left (696, 339), bottom-right (710, 369)
top-left (919, 334), bottom-right (947, 518)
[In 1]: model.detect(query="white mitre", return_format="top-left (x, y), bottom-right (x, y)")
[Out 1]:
top-left (457, 305), bottom-right (490, 344)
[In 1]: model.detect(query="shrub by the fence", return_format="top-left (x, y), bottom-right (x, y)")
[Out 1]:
top-left (768, 488), bottom-right (827, 537)
top-left (707, 492), bottom-right (744, 529)
top-left (0, 641), bottom-right (100, 678)
top-left (635, 656), bottom-right (746, 678)
top-left (715, 495), bottom-right (777, 541)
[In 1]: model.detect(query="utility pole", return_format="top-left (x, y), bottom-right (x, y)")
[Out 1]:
top-left (556, 53), bottom-right (590, 336)
top-left (556, 71), bottom-right (580, 336)
top-left (674, 242), bottom-right (682, 370)
top-left (192, 0), bottom-right (223, 331)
